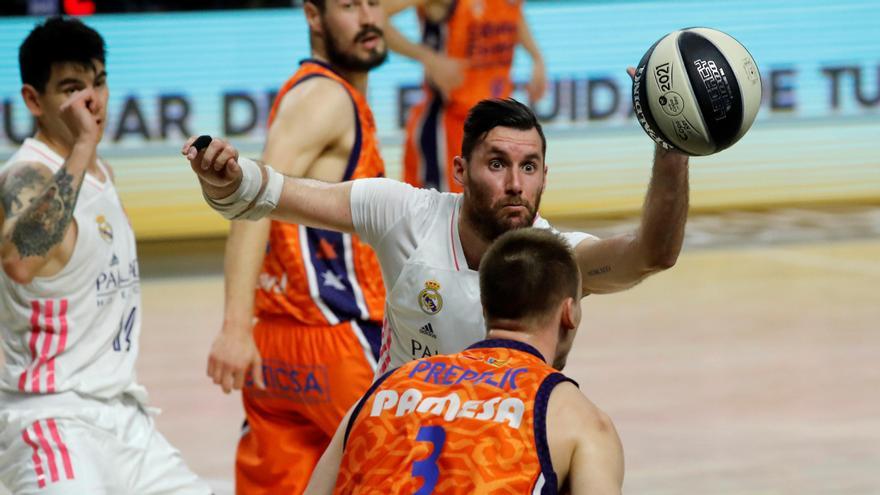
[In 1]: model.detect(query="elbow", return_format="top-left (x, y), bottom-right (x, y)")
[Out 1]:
top-left (644, 250), bottom-right (679, 273)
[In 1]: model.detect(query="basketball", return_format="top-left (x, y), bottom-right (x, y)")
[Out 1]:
top-left (632, 27), bottom-right (762, 156)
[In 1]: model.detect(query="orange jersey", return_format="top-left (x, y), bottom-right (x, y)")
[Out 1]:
top-left (335, 339), bottom-right (574, 494)
top-left (256, 59), bottom-right (386, 333)
top-left (421, 0), bottom-right (523, 113)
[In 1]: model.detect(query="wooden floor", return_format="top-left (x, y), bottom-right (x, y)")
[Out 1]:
top-left (3, 210), bottom-right (880, 494)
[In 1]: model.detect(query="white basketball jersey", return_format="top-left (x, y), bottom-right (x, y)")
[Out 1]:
top-left (351, 179), bottom-right (594, 373)
top-left (0, 139), bottom-right (146, 405)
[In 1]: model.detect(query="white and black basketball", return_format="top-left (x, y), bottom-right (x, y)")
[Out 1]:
top-left (632, 27), bottom-right (762, 156)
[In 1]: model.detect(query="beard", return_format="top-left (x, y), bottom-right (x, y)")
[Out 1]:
top-left (464, 179), bottom-right (542, 242)
top-left (322, 22), bottom-right (388, 72)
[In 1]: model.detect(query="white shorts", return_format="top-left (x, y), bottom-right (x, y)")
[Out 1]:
top-left (0, 395), bottom-right (212, 495)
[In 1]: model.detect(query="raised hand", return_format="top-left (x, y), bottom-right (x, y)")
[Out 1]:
top-left (182, 135), bottom-right (243, 200)
top-left (59, 89), bottom-right (101, 145)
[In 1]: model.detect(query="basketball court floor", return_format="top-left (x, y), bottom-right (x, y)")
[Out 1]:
top-left (2, 207), bottom-right (879, 494)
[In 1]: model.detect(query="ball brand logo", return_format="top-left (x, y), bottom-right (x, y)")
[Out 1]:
top-left (418, 280), bottom-right (443, 315)
top-left (633, 66), bottom-right (673, 150)
top-left (653, 62), bottom-right (673, 92)
top-left (694, 58), bottom-right (733, 120)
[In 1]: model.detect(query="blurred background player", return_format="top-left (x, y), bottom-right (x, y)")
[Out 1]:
top-left (305, 228), bottom-right (624, 494)
top-left (201, 0), bottom-right (389, 493)
top-left (184, 96), bottom-right (689, 374)
top-left (0, 17), bottom-right (210, 495)
top-left (383, 0), bottom-right (546, 192)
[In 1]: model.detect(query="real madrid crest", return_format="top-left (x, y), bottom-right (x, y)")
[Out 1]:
top-left (418, 280), bottom-right (443, 315)
top-left (96, 215), bottom-right (113, 243)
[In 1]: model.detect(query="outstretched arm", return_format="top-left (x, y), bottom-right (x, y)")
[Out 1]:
top-left (182, 137), bottom-right (357, 234)
top-left (0, 89), bottom-right (101, 284)
top-left (574, 69), bottom-right (689, 296)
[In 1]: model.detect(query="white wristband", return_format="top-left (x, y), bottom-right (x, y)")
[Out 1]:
top-left (204, 157), bottom-right (283, 221)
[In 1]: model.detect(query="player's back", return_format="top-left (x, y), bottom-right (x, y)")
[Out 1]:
top-left (335, 338), bottom-right (573, 494)
top-left (421, 0), bottom-right (523, 113)
top-left (0, 139), bottom-right (146, 407)
top-left (255, 59), bottom-right (385, 329)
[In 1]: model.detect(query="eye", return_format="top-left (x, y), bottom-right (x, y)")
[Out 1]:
top-left (522, 162), bottom-right (537, 173)
top-left (489, 159), bottom-right (503, 170)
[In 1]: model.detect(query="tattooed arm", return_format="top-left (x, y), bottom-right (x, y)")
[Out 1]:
top-left (573, 145), bottom-right (689, 296)
top-left (0, 89), bottom-right (100, 284)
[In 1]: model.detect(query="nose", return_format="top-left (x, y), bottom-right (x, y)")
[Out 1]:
top-left (358, 1), bottom-right (376, 25)
top-left (505, 167), bottom-right (523, 196)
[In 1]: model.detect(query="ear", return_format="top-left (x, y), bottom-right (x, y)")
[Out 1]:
top-left (453, 155), bottom-right (466, 186)
top-left (541, 162), bottom-right (548, 194)
top-left (21, 84), bottom-right (43, 118)
top-left (304, 2), bottom-right (323, 34)
top-left (559, 297), bottom-right (579, 332)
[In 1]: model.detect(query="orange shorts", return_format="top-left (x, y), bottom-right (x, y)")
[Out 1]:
top-left (235, 316), bottom-right (380, 495)
top-left (403, 96), bottom-right (466, 193)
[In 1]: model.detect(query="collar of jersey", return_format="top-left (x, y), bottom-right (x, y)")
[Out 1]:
top-left (299, 58), bottom-right (343, 77)
top-left (466, 338), bottom-right (546, 363)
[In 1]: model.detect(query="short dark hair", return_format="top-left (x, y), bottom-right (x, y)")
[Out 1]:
top-left (461, 98), bottom-right (546, 160)
top-left (19, 16), bottom-right (106, 93)
top-left (479, 228), bottom-right (580, 323)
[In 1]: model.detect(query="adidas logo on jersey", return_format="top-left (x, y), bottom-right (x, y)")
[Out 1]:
top-left (418, 323), bottom-right (436, 338)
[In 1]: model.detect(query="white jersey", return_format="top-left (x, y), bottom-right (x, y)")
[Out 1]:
top-left (0, 139), bottom-right (146, 406)
top-left (351, 178), bottom-right (595, 372)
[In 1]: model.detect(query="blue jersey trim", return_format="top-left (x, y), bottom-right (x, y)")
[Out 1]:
top-left (466, 338), bottom-right (547, 362)
top-left (533, 372), bottom-right (578, 494)
top-left (343, 367), bottom-right (398, 449)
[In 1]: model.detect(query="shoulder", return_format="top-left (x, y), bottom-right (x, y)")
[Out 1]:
top-left (547, 380), bottom-right (615, 441)
top-left (274, 75), bottom-right (353, 123)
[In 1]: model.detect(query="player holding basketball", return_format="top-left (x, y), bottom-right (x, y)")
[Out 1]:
top-left (184, 96), bottom-right (689, 375)
top-left (305, 228), bottom-right (623, 494)
top-left (0, 17), bottom-right (210, 494)
top-left (201, 0), bottom-right (389, 493)
top-left (384, 0), bottom-right (547, 192)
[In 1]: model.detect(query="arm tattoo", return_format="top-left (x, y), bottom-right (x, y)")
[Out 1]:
top-left (1, 167), bottom-right (44, 215)
top-left (587, 265), bottom-right (612, 277)
top-left (9, 167), bottom-right (83, 257)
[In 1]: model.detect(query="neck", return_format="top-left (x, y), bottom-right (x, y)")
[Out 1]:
top-left (311, 52), bottom-right (368, 94)
top-left (457, 201), bottom-right (492, 270)
top-left (34, 129), bottom-right (73, 158)
top-left (485, 327), bottom-right (556, 365)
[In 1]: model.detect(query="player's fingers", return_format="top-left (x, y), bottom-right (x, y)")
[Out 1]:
top-left (59, 89), bottom-right (91, 111)
top-left (182, 136), bottom-right (198, 155)
top-left (252, 355), bottom-right (266, 390)
top-left (206, 355), bottom-right (216, 378)
top-left (200, 140), bottom-right (224, 171)
top-left (626, 66), bottom-right (636, 80)
top-left (221, 370), bottom-right (235, 394)
top-left (232, 369), bottom-right (246, 390)
top-left (214, 147), bottom-right (237, 171)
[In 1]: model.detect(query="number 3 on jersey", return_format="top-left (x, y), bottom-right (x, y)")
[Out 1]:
top-left (411, 425), bottom-right (446, 494)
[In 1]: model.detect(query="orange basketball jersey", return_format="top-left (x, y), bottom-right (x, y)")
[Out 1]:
top-left (256, 60), bottom-right (386, 335)
top-left (421, 0), bottom-right (523, 113)
top-left (335, 339), bottom-right (574, 494)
